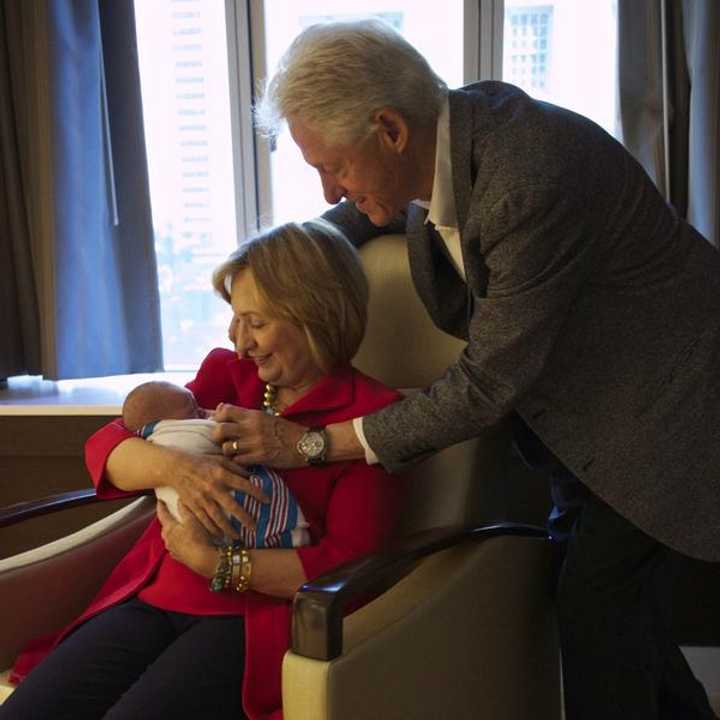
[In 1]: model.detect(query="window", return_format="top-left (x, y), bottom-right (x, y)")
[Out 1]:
top-left (502, 0), bottom-right (618, 136)
top-left (134, 1), bottom-right (618, 369)
top-left (135, 0), bottom-right (465, 368)
top-left (135, 0), bottom-right (238, 369)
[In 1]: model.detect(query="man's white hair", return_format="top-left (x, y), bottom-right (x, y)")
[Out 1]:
top-left (255, 18), bottom-right (448, 146)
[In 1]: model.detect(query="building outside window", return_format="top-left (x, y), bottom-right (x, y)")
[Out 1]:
top-left (505, 5), bottom-right (553, 92)
top-left (502, 0), bottom-right (617, 135)
top-left (135, 0), bottom-right (237, 369)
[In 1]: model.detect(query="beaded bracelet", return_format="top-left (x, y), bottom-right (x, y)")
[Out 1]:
top-left (209, 543), bottom-right (234, 592)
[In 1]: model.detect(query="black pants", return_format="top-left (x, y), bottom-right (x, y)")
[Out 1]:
top-left (512, 414), bottom-right (717, 720)
top-left (0, 599), bottom-right (247, 720)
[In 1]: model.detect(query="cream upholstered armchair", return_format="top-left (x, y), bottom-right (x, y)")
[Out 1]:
top-left (281, 234), bottom-right (561, 719)
top-left (0, 234), bottom-right (562, 718)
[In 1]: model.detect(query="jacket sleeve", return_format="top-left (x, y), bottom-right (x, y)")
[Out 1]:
top-left (321, 201), bottom-right (407, 248)
top-left (295, 462), bottom-right (403, 581)
top-left (362, 181), bottom-right (599, 472)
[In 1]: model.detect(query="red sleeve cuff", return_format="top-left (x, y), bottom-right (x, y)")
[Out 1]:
top-left (84, 419), bottom-right (139, 499)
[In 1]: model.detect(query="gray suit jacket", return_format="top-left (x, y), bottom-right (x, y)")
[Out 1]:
top-left (324, 82), bottom-right (720, 562)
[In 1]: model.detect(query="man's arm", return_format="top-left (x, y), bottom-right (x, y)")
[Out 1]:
top-left (325, 419), bottom-right (367, 461)
top-left (320, 201), bottom-right (406, 248)
top-left (360, 181), bottom-right (599, 472)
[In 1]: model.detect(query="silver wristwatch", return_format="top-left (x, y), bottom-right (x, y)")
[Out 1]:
top-left (296, 426), bottom-right (328, 465)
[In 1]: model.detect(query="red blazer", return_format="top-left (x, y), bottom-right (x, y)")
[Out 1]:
top-left (12, 349), bottom-right (403, 720)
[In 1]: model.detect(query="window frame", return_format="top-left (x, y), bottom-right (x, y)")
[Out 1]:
top-left (224, 0), bottom-right (263, 237)
top-left (229, 0), bottom-right (491, 231)
top-left (469, 0), bottom-right (504, 82)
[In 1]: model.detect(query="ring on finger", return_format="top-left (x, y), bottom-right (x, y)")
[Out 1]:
top-left (232, 439), bottom-right (240, 453)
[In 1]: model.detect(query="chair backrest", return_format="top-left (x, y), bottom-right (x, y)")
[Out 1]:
top-left (353, 235), bottom-right (515, 536)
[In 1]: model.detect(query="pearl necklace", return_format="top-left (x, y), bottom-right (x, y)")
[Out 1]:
top-left (263, 384), bottom-right (281, 416)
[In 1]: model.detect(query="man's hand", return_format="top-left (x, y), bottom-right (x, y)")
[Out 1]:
top-left (212, 404), bottom-right (308, 468)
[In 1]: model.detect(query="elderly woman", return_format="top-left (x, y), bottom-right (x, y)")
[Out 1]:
top-left (3, 221), bottom-right (403, 720)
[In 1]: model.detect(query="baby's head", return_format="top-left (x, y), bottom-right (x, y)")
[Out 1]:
top-left (122, 381), bottom-right (200, 432)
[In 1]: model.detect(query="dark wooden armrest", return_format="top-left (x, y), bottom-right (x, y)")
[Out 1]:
top-left (0, 489), bottom-right (101, 528)
top-left (292, 521), bottom-right (550, 661)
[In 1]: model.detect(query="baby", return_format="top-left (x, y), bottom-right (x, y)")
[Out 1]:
top-left (121, 381), bottom-right (309, 548)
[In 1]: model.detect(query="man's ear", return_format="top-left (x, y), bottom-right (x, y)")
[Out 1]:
top-left (373, 107), bottom-right (409, 154)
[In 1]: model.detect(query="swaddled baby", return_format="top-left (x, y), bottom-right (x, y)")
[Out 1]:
top-left (121, 381), bottom-right (309, 548)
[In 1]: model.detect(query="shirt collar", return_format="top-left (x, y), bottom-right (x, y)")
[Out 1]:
top-left (411, 96), bottom-right (458, 230)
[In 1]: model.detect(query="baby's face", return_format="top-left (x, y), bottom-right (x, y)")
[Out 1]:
top-left (174, 392), bottom-right (215, 421)
top-left (161, 386), bottom-right (216, 421)
top-left (174, 388), bottom-right (201, 419)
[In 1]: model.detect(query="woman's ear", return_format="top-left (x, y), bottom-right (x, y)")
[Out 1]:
top-left (373, 107), bottom-right (409, 154)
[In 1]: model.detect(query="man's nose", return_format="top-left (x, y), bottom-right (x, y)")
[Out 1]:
top-left (321, 173), bottom-right (345, 205)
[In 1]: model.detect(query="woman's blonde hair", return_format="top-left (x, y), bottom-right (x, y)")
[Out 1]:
top-left (212, 220), bottom-right (368, 373)
top-left (254, 18), bottom-right (447, 146)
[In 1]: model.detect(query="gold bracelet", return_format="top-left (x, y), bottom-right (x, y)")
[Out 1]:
top-left (233, 548), bottom-right (253, 593)
top-left (230, 548), bottom-right (242, 589)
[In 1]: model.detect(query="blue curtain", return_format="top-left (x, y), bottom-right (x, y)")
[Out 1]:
top-left (0, 0), bottom-right (162, 380)
top-left (0, 1), bottom-right (42, 380)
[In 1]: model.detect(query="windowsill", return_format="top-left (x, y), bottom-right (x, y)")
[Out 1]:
top-left (0, 373), bottom-right (194, 416)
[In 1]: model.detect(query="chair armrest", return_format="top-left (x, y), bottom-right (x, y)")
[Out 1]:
top-left (0, 490), bottom-right (102, 529)
top-left (292, 522), bottom-right (549, 661)
top-left (0, 497), bottom-right (156, 670)
top-left (0, 488), bottom-right (156, 529)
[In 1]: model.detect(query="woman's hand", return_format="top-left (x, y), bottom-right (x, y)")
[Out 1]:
top-left (157, 500), bottom-right (217, 579)
top-left (169, 450), bottom-right (268, 540)
top-left (212, 404), bottom-right (307, 468)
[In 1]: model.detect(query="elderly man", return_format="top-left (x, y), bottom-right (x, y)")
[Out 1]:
top-left (215, 19), bottom-right (720, 720)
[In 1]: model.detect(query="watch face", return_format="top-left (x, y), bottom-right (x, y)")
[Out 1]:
top-left (299, 431), bottom-right (325, 458)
